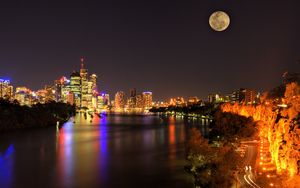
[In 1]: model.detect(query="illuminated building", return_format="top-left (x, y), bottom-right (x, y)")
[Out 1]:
top-left (115, 91), bottom-right (126, 110)
top-left (142, 91), bottom-right (153, 109)
top-left (78, 58), bottom-right (98, 109)
top-left (230, 88), bottom-right (246, 103)
top-left (0, 79), bottom-right (13, 100)
top-left (103, 93), bottom-right (110, 106)
top-left (128, 97), bottom-right (136, 109)
top-left (229, 88), bottom-right (259, 104)
top-left (244, 89), bottom-right (258, 104)
top-left (97, 93), bottom-right (110, 111)
top-left (187, 96), bottom-right (200, 105)
top-left (208, 93), bottom-right (224, 103)
top-left (128, 88), bottom-right (137, 109)
top-left (70, 71), bottom-right (81, 107)
top-left (44, 85), bottom-right (56, 102)
top-left (90, 74), bottom-right (97, 90)
top-left (170, 97), bottom-right (185, 107)
top-left (136, 94), bottom-right (143, 108)
top-left (153, 101), bottom-right (169, 108)
top-left (66, 91), bottom-right (74, 105)
top-left (80, 58), bottom-right (89, 108)
top-left (55, 76), bottom-right (69, 102)
top-left (130, 88), bottom-right (136, 98)
top-left (15, 87), bottom-right (32, 106)
top-left (36, 89), bottom-right (47, 103)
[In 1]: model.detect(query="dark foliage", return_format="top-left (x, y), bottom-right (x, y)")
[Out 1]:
top-left (149, 103), bottom-right (215, 116)
top-left (0, 98), bottom-right (75, 131)
top-left (209, 110), bottom-right (258, 141)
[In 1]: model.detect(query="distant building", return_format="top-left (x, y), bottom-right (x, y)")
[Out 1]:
top-left (230, 88), bottom-right (246, 103)
top-left (136, 94), bottom-right (143, 108)
top-left (0, 79), bottom-right (13, 100)
top-left (54, 76), bottom-right (69, 102)
top-left (208, 93), bottom-right (224, 103)
top-left (187, 96), bottom-right (200, 105)
top-left (142, 92), bottom-right (153, 109)
top-left (130, 88), bottom-right (136, 98)
top-left (170, 97), bottom-right (185, 107)
top-left (15, 87), bottom-right (32, 106)
top-left (244, 89), bottom-right (258, 104)
top-left (115, 91), bottom-right (126, 110)
top-left (44, 85), bottom-right (56, 102)
top-left (70, 71), bottom-right (81, 107)
top-left (36, 89), bottom-right (47, 103)
top-left (229, 88), bottom-right (258, 104)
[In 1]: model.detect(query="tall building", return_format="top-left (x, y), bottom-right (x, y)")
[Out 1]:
top-left (80, 58), bottom-right (89, 108)
top-left (244, 89), bottom-right (258, 104)
top-left (128, 88), bottom-right (137, 108)
top-left (55, 76), bottom-right (69, 102)
top-left (70, 71), bottom-right (81, 107)
top-left (230, 88), bottom-right (246, 103)
top-left (45, 85), bottom-right (56, 102)
top-left (90, 74), bottom-right (97, 90)
top-left (136, 94), bottom-right (143, 108)
top-left (0, 79), bottom-right (13, 99)
top-left (142, 91), bottom-right (153, 109)
top-left (115, 91), bottom-right (126, 110)
top-left (130, 88), bottom-right (136, 97)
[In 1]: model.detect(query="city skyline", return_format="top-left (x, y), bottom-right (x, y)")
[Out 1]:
top-left (0, 1), bottom-right (299, 100)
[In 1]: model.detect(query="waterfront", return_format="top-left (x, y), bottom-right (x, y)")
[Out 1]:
top-left (0, 114), bottom-right (209, 188)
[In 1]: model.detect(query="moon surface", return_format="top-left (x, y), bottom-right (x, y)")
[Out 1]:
top-left (209, 11), bottom-right (230, 31)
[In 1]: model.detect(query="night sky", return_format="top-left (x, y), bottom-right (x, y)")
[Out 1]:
top-left (0, 0), bottom-right (299, 100)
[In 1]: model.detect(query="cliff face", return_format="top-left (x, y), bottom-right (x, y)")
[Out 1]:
top-left (221, 82), bottom-right (300, 177)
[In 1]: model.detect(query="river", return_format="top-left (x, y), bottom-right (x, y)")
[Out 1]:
top-left (0, 113), bottom-right (210, 188)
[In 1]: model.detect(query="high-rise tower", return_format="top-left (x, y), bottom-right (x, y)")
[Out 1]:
top-left (80, 58), bottom-right (89, 108)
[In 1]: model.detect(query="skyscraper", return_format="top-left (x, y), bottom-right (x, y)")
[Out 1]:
top-left (70, 71), bottom-right (81, 107)
top-left (244, 89), bottom-right (258, 104)
top-left (80, 58), bottom-right (89, 108)
top-left (90, 74), bottom-right (97, 90)
top-left (115, 91), bottom-right (125, 110)
top-left (0, 79), bottom-right (13, 99)
top-left (130, 88), bottom-right (136, 97)
top-left (128, 88), bottom-right (137, 108)
top-left (142, 91), bottom-right (153, 109)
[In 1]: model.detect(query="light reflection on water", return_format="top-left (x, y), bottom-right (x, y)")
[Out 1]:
top-left (0, 144), bottom-right (14, 187)
top-left (0, 114), bottom-right (209, 188)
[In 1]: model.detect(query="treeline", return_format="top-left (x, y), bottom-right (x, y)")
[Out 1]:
top-left (186, 128), bottom-right (242, 188)
top-left (186, 109), bottom-right (259, 187)
top-left (209, 109), bottom-right (258, 141)
top-left (0, 99), bottom-right (76, 131)
top-left (149, 103), bottom-right (215, 115)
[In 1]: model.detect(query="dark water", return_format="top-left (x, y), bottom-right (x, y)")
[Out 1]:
top-left (0, 114), bottom-right (209, 188)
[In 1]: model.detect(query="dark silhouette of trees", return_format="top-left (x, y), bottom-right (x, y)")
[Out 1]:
top-left (186, 128), bottom-right (241, 188)
top-left (210, 110), bottom-right (258, 141)
top-left (149, 103), bottom-right (215, 116)
top-left (0, 98), bottom-right (75, 131)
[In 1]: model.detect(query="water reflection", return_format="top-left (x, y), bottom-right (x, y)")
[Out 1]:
top-left (0, 115), bottom-right (211, 188)
top-left (57, 121), bottom-right (74, 187)
top-left (0, 144), bottom-right (14, 187)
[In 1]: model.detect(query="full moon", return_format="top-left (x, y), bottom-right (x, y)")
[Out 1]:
top-left (209, 11), bottom-right (230, 31)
